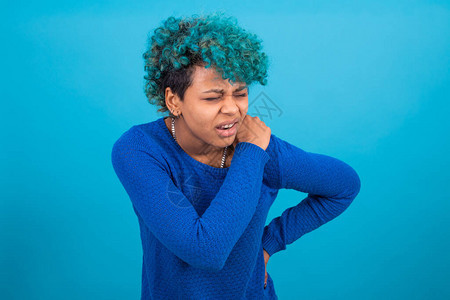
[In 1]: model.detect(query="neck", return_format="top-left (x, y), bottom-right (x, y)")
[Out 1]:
top-left (170, 117), bottom-right (232, 160)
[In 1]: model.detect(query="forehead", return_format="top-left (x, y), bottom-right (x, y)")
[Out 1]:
top-left (191, 65), bottom-right (243, 88)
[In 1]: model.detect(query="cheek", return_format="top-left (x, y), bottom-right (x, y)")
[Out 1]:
top-left (239, 102), bottom-right (249, 114)
top-left (240, 97), bottom-right (249, 108)
top-left (194, 116), bottom-right (216, 133)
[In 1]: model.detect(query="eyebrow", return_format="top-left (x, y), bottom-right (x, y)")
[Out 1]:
top-left (202, 85), bottom-right (248, 93)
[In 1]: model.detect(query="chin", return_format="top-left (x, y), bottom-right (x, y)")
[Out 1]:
top-left (215, 138), bottom-right (235, 148)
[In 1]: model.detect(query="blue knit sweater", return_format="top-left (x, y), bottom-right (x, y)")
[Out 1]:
top-left (111, 116), bottom-right (361, 299)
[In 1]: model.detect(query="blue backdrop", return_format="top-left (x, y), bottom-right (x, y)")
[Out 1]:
top-left (2, 1), bottom-right (450, 299)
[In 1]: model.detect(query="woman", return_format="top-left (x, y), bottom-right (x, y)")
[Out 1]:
top-left (111, 12), bottom-right (361, 299)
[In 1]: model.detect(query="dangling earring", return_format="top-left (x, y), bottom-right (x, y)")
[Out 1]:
top-left (170, 109), bottom-right (181, 118)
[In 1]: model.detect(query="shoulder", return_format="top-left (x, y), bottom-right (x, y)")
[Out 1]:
top-left (113, 118), bottom-right (164, 147)
top-left (111, 121), bottom-right (164, 159)
top-left (266, 132), bottom-right (307, 156)
top-left (265, 132), bottom-right (283, 157)
top-left (112, 125), bottom-right (144, 148)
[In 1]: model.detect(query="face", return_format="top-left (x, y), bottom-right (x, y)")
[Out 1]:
top-left (167, 65), bottom-right (248, 154)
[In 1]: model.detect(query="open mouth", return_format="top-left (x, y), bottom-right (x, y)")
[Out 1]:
top-left (217, 122), bottom-right (237, 130)
top-left (216, 122), bottom-right (237, 137)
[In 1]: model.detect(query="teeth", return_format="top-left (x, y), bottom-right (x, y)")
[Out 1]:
top-left (221, 123), bottom-right (234, 129)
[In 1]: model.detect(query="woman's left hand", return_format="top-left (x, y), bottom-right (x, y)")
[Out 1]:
top-left (263, 248), bottom-right (270, 288)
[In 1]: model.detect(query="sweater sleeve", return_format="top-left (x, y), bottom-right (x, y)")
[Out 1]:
top-left (261, 135), bottom-right (361, 257)
top-left (111, 127), bottom-right (270, 271)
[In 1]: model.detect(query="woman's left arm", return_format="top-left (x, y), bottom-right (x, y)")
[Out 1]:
top-left (261, 134), bottom-right (361, 257)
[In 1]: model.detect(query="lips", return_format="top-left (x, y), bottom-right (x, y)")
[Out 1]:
top-left (216, 118), bottom-right (239, 129)
top-left (216, 121), bottom-right (238, 137)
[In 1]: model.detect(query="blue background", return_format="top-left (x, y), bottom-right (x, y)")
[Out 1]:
top-left (2, 1), bottom-right (450, 299)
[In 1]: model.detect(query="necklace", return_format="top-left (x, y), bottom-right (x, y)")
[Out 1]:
top-left (171, 117), bottom-right (228, 168)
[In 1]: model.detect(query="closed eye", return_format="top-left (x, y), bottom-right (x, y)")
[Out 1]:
top-left (205, 94), bottom-right (247, 101)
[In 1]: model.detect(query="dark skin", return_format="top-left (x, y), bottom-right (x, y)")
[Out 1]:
top-left (164, 65), bottom-right (246, 168)
top-left (164, 65), bottom-right (272, 288)
top-left (264, 248), bottom-right (270, 288)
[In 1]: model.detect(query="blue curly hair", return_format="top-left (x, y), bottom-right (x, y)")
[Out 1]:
top-left (142, 11), bottom-right (270, 116)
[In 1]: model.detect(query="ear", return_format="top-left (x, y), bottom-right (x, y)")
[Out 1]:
top-left (165, 87), bottom-right (182, 112)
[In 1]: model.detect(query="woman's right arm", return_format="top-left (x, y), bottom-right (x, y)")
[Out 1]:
top-left (111, 127), bottom-right (270, 271)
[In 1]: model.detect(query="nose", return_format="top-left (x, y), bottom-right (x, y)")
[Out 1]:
top-left (220, 94), bottom-right (239, 115)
